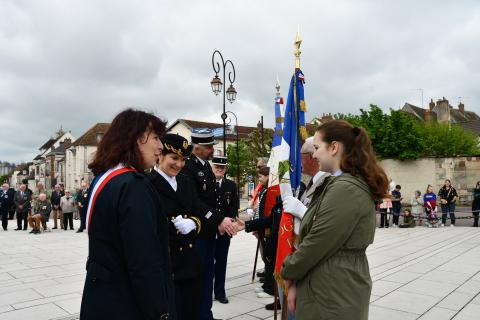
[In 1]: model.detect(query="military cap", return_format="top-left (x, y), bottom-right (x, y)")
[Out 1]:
top-left (212, 156), bottom-right (227, 166)
top-left (161, 133), bottom-right (192, 157)
top-left (191, 129), bottom-right (218, 145)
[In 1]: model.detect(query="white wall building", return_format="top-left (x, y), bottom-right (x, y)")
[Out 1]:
top-left (65, 123), bottom-right (109, 191)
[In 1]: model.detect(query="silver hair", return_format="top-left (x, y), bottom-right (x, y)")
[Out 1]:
top-left (300, 136), bottom-right (315, 154)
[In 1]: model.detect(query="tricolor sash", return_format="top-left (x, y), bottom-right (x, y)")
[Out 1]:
top-left (86, 164), bottom-right (136, 231)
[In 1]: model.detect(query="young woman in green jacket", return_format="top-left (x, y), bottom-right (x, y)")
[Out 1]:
top-left (280, 120), bottom-right (389, 320)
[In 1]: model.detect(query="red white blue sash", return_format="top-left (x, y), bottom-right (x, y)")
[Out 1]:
top-left (86, 164), bottom-right (136, 231)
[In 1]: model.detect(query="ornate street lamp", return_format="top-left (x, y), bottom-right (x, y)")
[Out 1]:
top-left (211, 50), bottom-right (237, 155)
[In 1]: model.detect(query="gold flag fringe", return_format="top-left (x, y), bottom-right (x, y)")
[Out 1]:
top-left (300, 126), bottom-right (308, 140)
top-left (300, 100), bottom-right (307, 112)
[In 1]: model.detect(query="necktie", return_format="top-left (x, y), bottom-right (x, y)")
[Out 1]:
top-left (216, 181), bottom-right (221, 190)
top-left (306, 179), bottom-right (314, 192)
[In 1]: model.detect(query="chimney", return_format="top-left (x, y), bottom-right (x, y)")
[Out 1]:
top-left (429, 99), bottom-right (435, 111)
top-left (424, 109), bottom-right (432, 123)
top-left (321, 113), bottom-right (333, 123)
top-left (458, 102), bottom-right (465, 114)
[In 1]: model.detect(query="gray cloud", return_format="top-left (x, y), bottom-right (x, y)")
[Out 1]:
top-left (1, 0), bottom-right (480, 163)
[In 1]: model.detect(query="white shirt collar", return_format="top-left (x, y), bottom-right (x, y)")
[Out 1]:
top-left (333, 169), bottom-right (343, 177)
top-left (154, 166), bottom-right (178, 191)
top-left (195, 155), bottom-right (206, 166)
top-left (312, 171), bottom-right (328, 184)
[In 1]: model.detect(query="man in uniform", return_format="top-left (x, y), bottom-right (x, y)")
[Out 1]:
top-left (76, 181), bottom-right (89, 233)
top-left (181, 129), bottom-right (236, 320)
top-left (212, 156), bottom-right (238, 304)
top-left (0, 183), bottom-right (13, 231)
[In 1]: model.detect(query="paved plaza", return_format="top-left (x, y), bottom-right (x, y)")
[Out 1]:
top-left (0, 221), bottom-right (479, 320)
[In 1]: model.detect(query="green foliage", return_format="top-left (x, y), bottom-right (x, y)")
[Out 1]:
top-left (226, 127), bottom-right (273, 185)
top-left (0, 175), bottom-right (8, 184)
top-left (336, 104), bottom-right (480, 160)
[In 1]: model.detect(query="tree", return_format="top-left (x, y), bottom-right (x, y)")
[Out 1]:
top-left (336, 104), bottom-right (479, 160)
top-left (226, 127), bottom-right (273, 186)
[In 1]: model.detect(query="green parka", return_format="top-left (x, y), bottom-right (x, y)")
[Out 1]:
top-left (281, 173), bottom-right (376, 320)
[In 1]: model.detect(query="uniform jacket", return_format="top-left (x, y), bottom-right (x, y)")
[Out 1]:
top-left (181, 154), bottom-right (223, 238)
top-left (14, 191), bottom-right (31, 213)
top-left (281, 174), bottom-right (375, 320)
top-left (245, 198), bottom-right (282, 262)
top-left (0, 189), bottom-right (12, 213)
top-left (7, 188), bottom-right (16, 211)
top-left (50, 190), bottom-right (65, 207)
top-left (80, 171), bottom-right (175, 320)
top-left (78, 189), bottom-right (89, 208)
top-left (149, 169), bottom-right (205, 281)
top-left (215, 178), bottom-right (239, 219)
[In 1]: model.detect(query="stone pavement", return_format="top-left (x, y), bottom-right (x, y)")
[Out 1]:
top-left (0, 221), bottom-right (479, 319)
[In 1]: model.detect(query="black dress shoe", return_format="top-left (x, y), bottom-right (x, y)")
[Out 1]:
top-left (14, 228), bottom-right (21, 231)
top-left (52, 227), bottom-right (58, 229)
top-left (23, 228), bottom-right (27, 230)
top-left (265, 301), bottom-right (281, 310)
top-left (257, 271), bottom-right (265, 277)
top-left (259, 277), bottom-right (265, 283)
top-left (215, 297), bottom-right (229, 304)
top-left (76, 229), bottom-right (83, 233)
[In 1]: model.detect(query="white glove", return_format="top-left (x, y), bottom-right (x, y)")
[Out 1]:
top-left (246, 208), bottom-right (254, 216)
top-left (283, 195), bottom-right (307, 219)
top-left (173, 215), bottom-right (197, 235)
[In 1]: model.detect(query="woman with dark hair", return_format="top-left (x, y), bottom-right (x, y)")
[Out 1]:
top-left (80, 109), bottom-right (175, 320)
top-left (438, 179), bottom-right (458, 227)
top-left (472, 181), bottom-right (480, 227)
top-left (149, 133), bottom-right (204, 320)
top-left (281, 120), bottom-right (389, 320)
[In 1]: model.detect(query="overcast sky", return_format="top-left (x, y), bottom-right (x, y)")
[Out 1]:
top-left (1, 0), bottom-right (479, 163)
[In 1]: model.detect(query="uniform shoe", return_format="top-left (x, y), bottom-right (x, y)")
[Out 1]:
top-left (265, 301), bottom-right (281, 310)
top-left (215, 297), bottom-right (229, 304)
top-left (257, 292), bottom-right (273, 298)
top-left (256, 271), bottom-right (265, 277)
top-left (259, 278), bottom-right (265, 283)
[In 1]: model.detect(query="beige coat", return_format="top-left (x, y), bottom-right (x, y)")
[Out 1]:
top-left (281, 173), bottom-right (376, 320)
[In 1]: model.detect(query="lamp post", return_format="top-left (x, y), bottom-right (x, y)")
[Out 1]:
top-left (211, 50), bottom-right (237, 156)
top-left (225, 110), bottom-right (240, 204)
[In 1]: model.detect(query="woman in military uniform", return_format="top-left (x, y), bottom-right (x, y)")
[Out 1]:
top-left (150, 133), bottom-right (204, 320)
top-left (281, 120), bottom-right (389, 320)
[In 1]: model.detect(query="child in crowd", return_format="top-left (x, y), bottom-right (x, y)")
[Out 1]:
top-left (400, 209), bottom-right (415, 228)
top-left (379, 197), bottom-right (392, 228)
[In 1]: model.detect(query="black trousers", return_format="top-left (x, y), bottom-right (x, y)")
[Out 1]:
top-left (79, 207), bottom-right (86, 230)
top-left (214, 234), bottom-right (231, 299)
top-left (8, 207), bottom-right (15, 220)
top-left (1, 210), bottom-right (8, 230)
top-left (392, 214), bottom-right (400, 225)
top-left (63, 212), bottom-right (74, 230)
top-left (175, 275), bottom-right (202, 320)
top-left (474, 213), bottom-right (479, 227)
top-left (380, 209), bottom-right (389, 227)
top-left (16, 211), bottom-right (28, 229)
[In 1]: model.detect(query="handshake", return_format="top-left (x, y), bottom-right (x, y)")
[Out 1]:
top-left (172, 215), bottom-right (246, 237)
top-left (218, 217), bottom-right (246, 236)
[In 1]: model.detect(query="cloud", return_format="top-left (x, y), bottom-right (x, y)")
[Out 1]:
top-left (1, 0), bottom-right (480, 162)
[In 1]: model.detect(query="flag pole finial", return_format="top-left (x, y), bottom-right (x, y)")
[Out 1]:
top-left (294, 28), bottom-right (302, 69)
top-left (275, 75), bottom-right (281, 96)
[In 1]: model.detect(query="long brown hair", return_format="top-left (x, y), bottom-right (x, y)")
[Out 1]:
top-left (89, 109), bottom-right (167, 175)
top-left (316, 120), bottom-right (389, 199)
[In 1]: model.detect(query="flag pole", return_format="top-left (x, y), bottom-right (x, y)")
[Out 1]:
top-left (280, 29), bottom-right (303, 320)
top-left (251, 238), bottom-right (260, 283)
